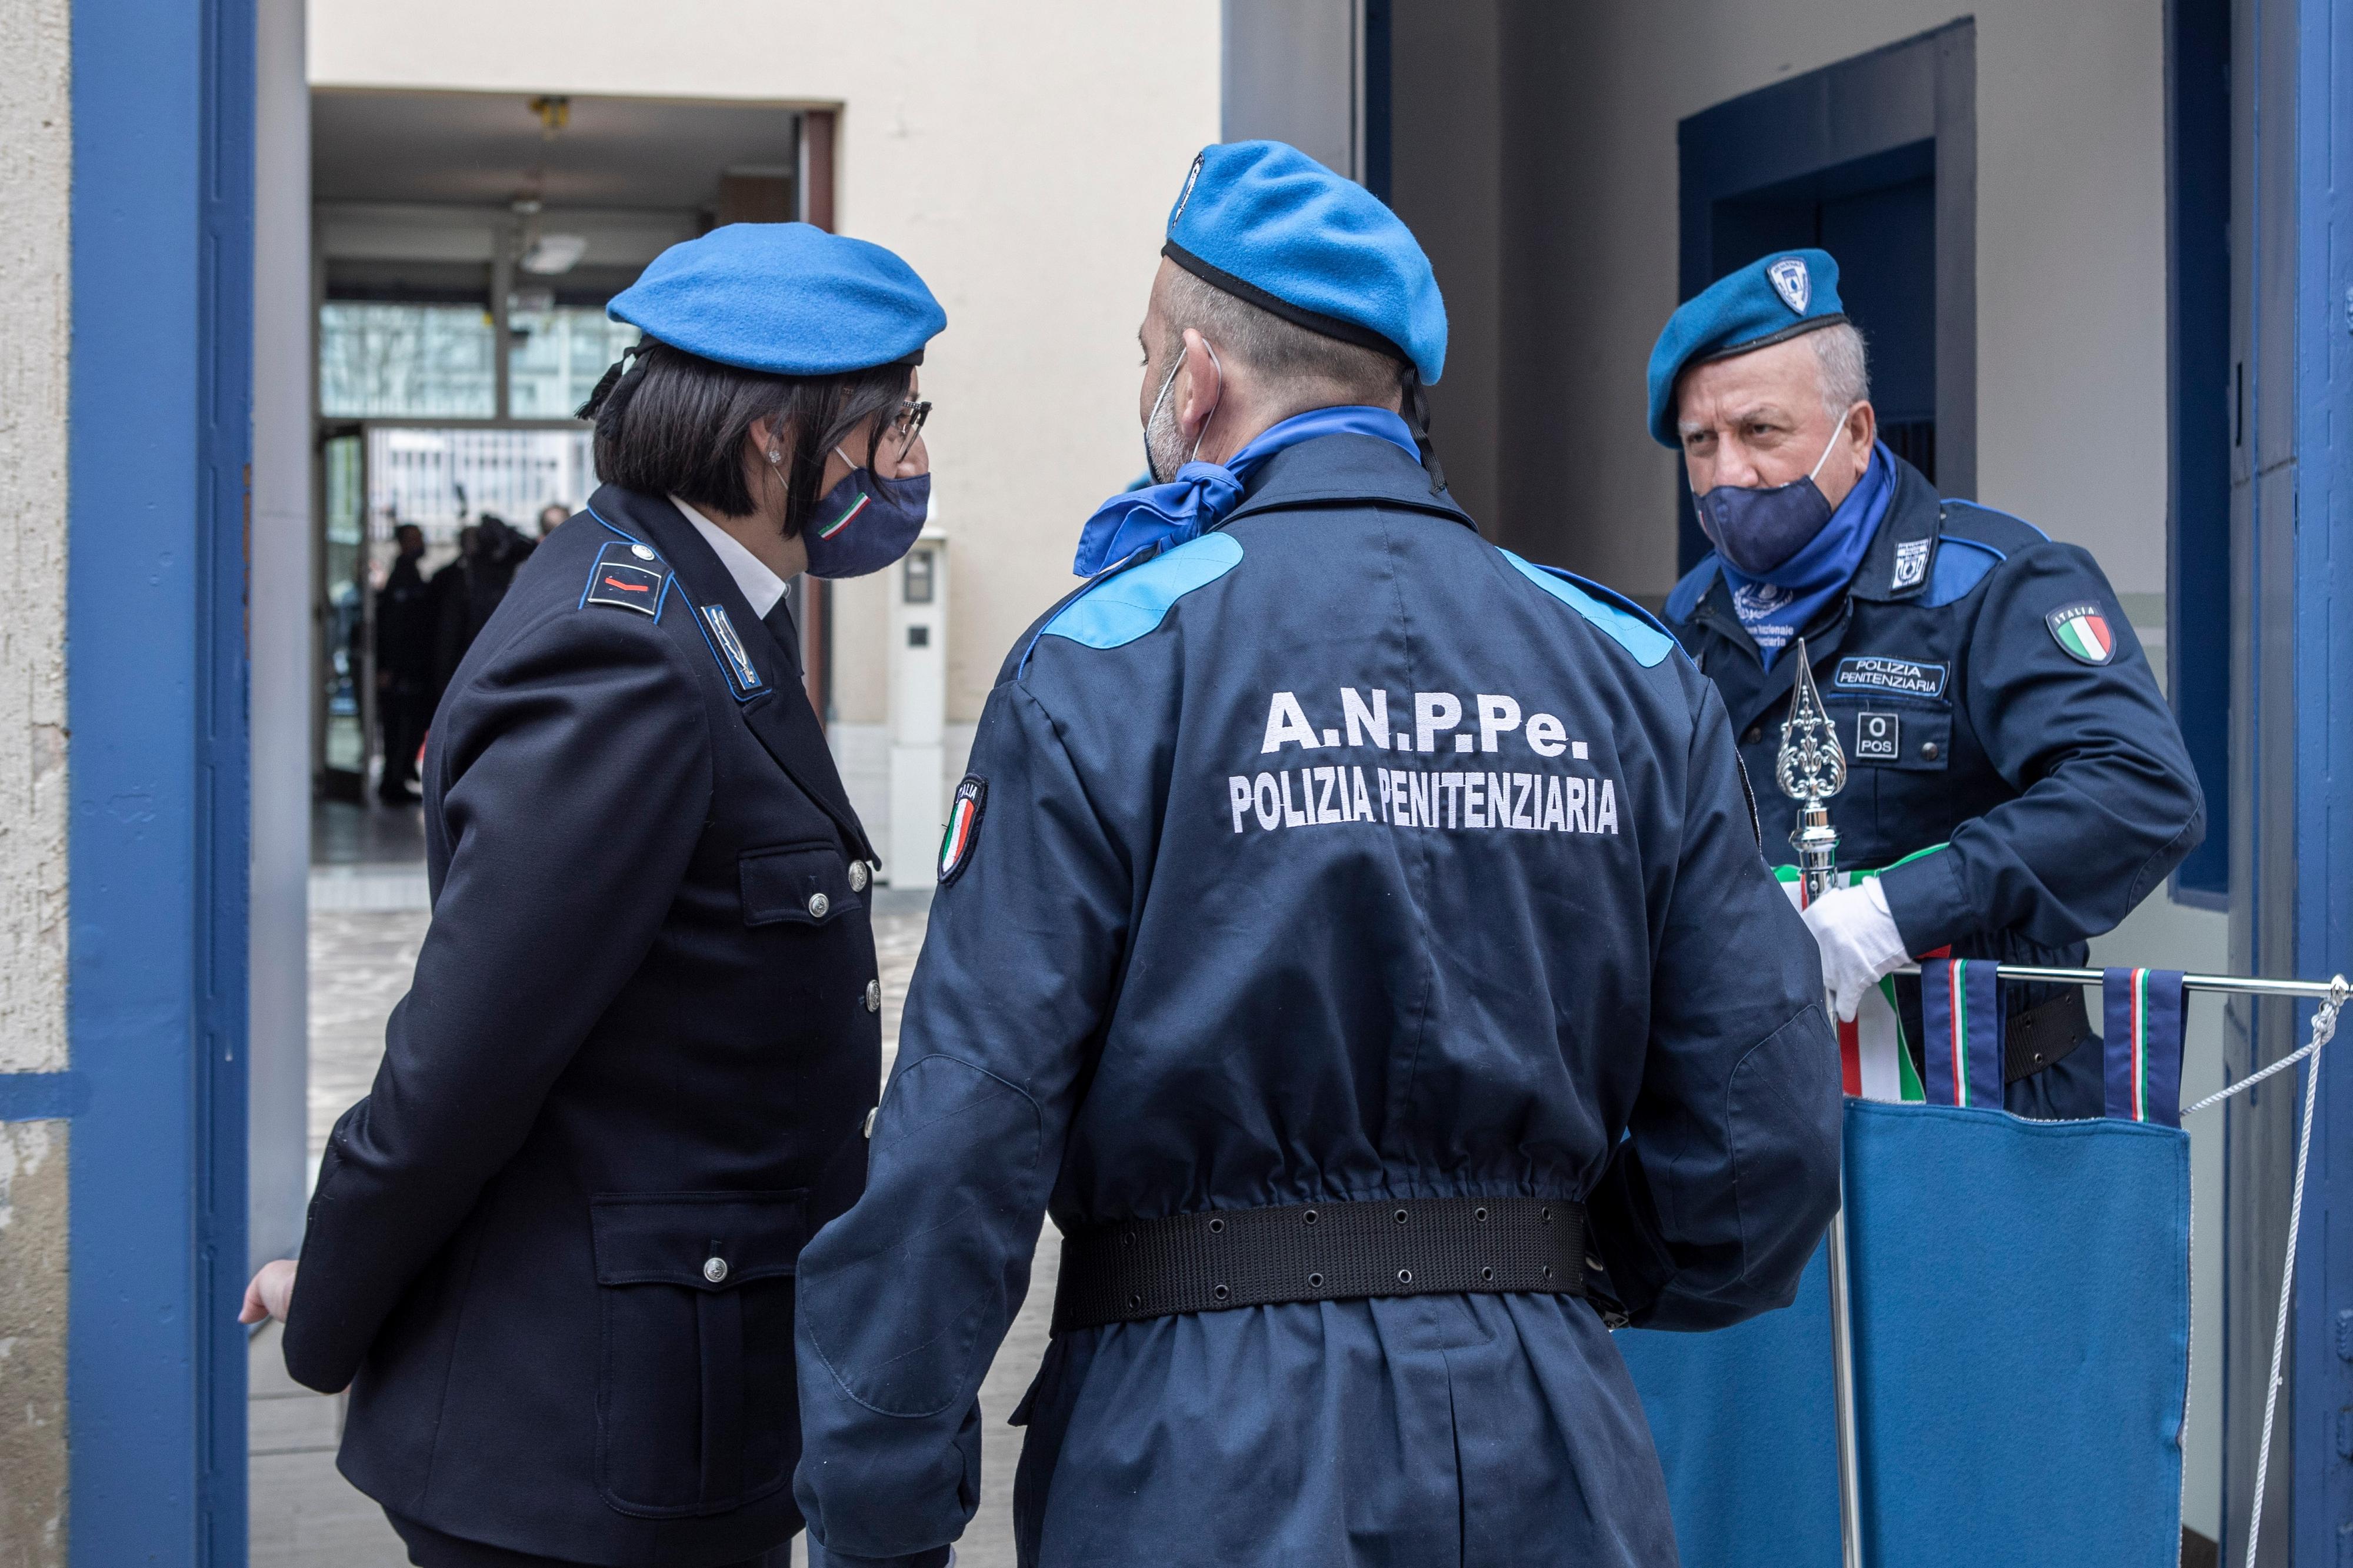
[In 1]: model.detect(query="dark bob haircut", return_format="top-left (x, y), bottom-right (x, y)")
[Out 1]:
top-left (579, 339), bottom-right (914, 537)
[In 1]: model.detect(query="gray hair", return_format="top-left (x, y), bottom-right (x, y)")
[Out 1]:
top-left (1810, 321), bottom-right (1871, 421)
top-left (1160, 266), bottom-right (1407, 406)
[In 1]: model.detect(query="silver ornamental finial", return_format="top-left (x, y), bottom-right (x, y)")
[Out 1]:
top-left (1776, 639), bottom-right (1846, 901)
top-left (1777, 642), bottom-right (1846, 806)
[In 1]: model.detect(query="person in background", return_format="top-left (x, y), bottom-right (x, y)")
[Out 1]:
top-left (424, 523), bottom-right (476, 713)
top-left (432, 514), bottom-right (534, 702)
top-left (791, 141), bottom-right (1837, 1568)
top-left (374, 522), bottom-right (433, 805)
top-left (1652, 249), bottom-right (2205, 1114)
top-left (238, 221), bottom-right (944, 1568)
top-left (538, 501), bottom-right (569, 539)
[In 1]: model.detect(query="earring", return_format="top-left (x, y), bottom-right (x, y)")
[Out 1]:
top-left (768, 448), bottom-right (782, 464)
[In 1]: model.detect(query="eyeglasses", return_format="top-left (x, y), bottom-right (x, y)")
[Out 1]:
top-left (886, 397), bottom-right (932, 459)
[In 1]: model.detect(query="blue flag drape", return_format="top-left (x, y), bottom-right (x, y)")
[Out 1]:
top-left (1618, 970), bottom-right (2191, 1566)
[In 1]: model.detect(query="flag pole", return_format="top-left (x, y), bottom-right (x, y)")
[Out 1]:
top-left (1777, 641), bottom-right (1867, 1568)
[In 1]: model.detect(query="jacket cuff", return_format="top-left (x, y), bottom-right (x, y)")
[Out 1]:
top-left (1875, 846), bottom-right (1968, 956)
top-left (806, 1539), bottom-right (951, 1568)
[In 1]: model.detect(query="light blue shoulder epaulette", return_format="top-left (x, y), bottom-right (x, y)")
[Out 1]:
top-left (1922, 501), bottom-right (2049, 608)
top-left (1500, 548), bottom-right (1677, 668)
top-left (1016, 532), bottom-right (1245, 676)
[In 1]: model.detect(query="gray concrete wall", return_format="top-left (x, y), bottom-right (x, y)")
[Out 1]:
top-left (0, 0), bottom-right (74, 1559)
top-left (249, 0), bottom-right (312, 1272)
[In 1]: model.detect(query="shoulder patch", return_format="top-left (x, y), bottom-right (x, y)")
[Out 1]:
top-left (1664, 555), bottom-right (1721, 625)
top-left (582, 541), bottom-right (670, 618)
top-left (2046, 602), bottom-right (2118, 665)
top-left (1500, 549), bottom-right (1675, 668)
top-left (937, 775), bottom-right (985, 884)
top-left (1919, 536), bottom-right (2004, 608)
top-left (1038, 531), bottom-right (1244, 655)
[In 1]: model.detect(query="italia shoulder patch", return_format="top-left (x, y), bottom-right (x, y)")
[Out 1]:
top-left (2045, 602), bottom-right (2117, 665)
top-left (937, 776), bottom-right (985, 884)
top-left (584, 542), bottom-right (668, 618)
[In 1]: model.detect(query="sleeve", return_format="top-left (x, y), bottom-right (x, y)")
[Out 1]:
top-left (1588, 677), bottom-right (1843, 1332)
top-left (794, 682), bottom-right (1130, 1568)
top-left (280, 612), bottom-right (711, 1393)
top-left (1874, 544), bottom-right (2206, 954)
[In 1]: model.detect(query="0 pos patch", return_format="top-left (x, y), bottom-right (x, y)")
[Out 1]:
top-left (937, 776), bottom-right (985, 885)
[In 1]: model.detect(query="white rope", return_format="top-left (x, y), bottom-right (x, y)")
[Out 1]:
top-left (2181, 978), bottom-right (2344, 1568)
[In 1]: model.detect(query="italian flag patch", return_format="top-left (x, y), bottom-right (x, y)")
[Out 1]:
top-left (2045, 602), bottom-right (2116, 665)
top-left (937, 775), bottom-right (986, 885)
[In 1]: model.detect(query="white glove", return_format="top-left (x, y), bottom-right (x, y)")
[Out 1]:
top-left (1800, 878), bottom-right (1911, 1022)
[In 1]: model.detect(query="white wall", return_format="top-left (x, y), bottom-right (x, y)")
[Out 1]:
top-left (0, 0), bottom-right (72, 1554)
top-left (1404, 0), bottom-right (2172, 599)
top-left (309, 2), bottom-right (1222, 740)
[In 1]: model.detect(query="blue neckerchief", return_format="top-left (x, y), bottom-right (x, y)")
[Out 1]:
top-left (1719, 441), bottom-right (1895, 669)
top-left (1072, 406), bottom-right (1418, 576)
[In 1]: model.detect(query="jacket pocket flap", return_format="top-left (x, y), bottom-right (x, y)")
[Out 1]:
top-left (739, 842), bottom-right (862, 926)
top-left (589, 1191), bottom-right (810, 1289)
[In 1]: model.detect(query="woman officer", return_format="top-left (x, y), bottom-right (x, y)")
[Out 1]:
top-left (242, 222), bottom-right (942, 1568)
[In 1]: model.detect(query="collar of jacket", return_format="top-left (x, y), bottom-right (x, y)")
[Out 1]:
top-left (589, 483), bottom-right (877, 866)
top-left (1220, 431), bottom-right (1479, 533)
top-left (1844, 454), bottom-right (1945, 603)
top-left (1689, 451), bottom-right (1945, 643)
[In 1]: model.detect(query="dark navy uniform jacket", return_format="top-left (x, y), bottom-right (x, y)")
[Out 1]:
top-left (285, 485), bottom-right (882, 1566)
top-left (793, 433), bottom-right (1841, 1568)
top-left (1665, 453), bottom-right (2205, 1116)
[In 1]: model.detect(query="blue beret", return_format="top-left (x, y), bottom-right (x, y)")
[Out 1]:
top-left (1645, 249), bottom-right (1847, 446)
top-left (1163, 141), bottom-right (1447, 385)
top-left (608, 222), bottom-right (945, 376)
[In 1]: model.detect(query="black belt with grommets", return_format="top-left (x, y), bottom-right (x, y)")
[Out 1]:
top-left (1050, 1196), bottom-right (1587, 1336)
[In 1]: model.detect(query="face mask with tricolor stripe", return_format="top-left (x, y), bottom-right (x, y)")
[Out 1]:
top-left (804, 451), bottom-right (931, 580)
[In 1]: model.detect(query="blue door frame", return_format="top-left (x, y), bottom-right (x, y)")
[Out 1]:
top-left (2288, 0), bottom-right (2353, 1554)
top-left (66, 0), bottom-right (254, 1561)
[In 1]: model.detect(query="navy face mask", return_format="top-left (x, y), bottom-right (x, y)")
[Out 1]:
top-left (802, 448), bottom-right (930, 579)
top-left (1692, 415), bottom-right (1849, 578)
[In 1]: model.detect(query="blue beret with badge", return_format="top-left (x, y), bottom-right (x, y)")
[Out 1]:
top-left (1645, 248), bottom-right (1847, 446)
top-left (608, 222), bottom-right (945, 376)
top-left (1162, 140), bottom-right (1447, 385)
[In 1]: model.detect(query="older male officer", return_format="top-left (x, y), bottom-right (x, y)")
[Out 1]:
top-left (792, 141), bottom-right (1840, 1568)
top-left (1655, 250), bottom-right (2205, 1116)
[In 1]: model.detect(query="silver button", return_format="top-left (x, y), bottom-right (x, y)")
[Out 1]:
top-left (848, 862), bottom-right (869, 893)
top-left (865, 979), bottom-right (881, 1013)
top-left (702, 1256), bottom-right (728, 1284)
top-left (631, 543), bottom-right (656, 561)
top-left (806, 892), bottom-right (830, 919)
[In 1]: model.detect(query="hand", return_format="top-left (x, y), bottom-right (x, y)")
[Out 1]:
top-left (240, 1259), bottom-right (298, 1326)
top-left (1800, 879), bottom-right (1910, 1022)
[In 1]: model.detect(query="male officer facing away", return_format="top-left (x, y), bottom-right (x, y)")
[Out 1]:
top-left (792, 141), bottom-right (1840, 1568)
top-left (1655, 251), bottom-right (2204, 1115)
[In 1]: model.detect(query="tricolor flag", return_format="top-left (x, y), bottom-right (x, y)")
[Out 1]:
top-left (1777, 868), bottom-right (1925, 1103)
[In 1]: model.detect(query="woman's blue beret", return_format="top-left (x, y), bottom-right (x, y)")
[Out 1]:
top-left (608, 222), bottom-right (945, 376)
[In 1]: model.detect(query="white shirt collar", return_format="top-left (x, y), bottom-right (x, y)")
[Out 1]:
top-left (670, 496), bottom-right (788, 619)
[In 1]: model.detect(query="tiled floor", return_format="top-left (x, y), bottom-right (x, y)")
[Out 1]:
top-left (255, 887), bottom-right (1057, 1567)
